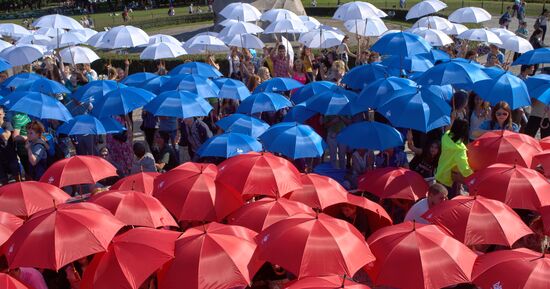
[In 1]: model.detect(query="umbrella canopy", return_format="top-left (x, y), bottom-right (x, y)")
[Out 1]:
top-left (0, 39), bottom-right (13, 52)
top-left (73, 28), bottom-right (98, 39)
top-left (337, 121), bottom-right (404, 150)
top-left (153, 162), bottom-right (243, 222)
top-left (237, 92), bottom-right (293, 114)
top-left (358, 167), bottom-right (428, 201)
top-left (110, 172), bottom-right (160, 195)
top-left (56, 115), bottom-right (113, 136)
top-left (525, 74), bottom-right (550, 105)
top-left (303, 85), bottom-right (358, 116)
top-left (498, 34), bottom-right (534, 53)
top-left (219, 2), bottom-right (262, 21)
top-left (223, 33), bottom-right (265, 49)
top-left (324, 194), bottom-right (393, 233)
top-left (1, 73), bottom-right (44, 90)
top-left (162, 74), bottom-right (219, 98)
top-left (169, 61), bottom-right (223, 78)
top-left (98, 25), bottom-right (149, 49)
top-left (284, 276), bottom-right (370, 289)
top-left (121, 72), bottom-right (158, 88)
top-left (158, 222), bottom-right (260, 289)
top-left (412, 16), bottom-right (453, 31)
top-left (140, 42), bottom-right (186, 60)
top-left (218, 21), bottom-right (263, 39)
top-left (0, 23), bottom-right (31, 38)
top-left (423, 195), bottom-right (533, 246)
top-left (217, 152), bottom-right (302, 199)
top-left (333, 1), bottom-right (387, 20)
top-left (512, 47), bottom-right (550, 65)
top-left (49, 31), bottom-right (87, 48)
top-left (473, 70), bottom-right (530, 109)
top-left (216, 113), bottom-right (269, 138)
top-left (143, 90), bottom-right (212, 118)
top-left (17, 34), bottom-right (52, 46)
top-left (448, 7), bottom-right (492, 23)
top-left (254, 77), bottom-right (304, 93)
top-left (197, 132), bottom-right (263, 158)
top-left (15, 77), bottom-right (70, 95)
top-left (146, 34), bottom-right (181, 46)
top-left (263, 19), bottom-right (308, 34)
top-left (472, 248), bottom-right (550, 289)
top-left (256, 213), bottom-right (375, 278)
top-left (284, 103), bottom-right (318, 123)
top-left (182, 33), bottom-right (228, 54)
top-left (415, 59), bottom-right (491, 87)
top-left (291, 81), bottom-right (337, 104)
top-left (356, 76), bottom-right (417, 110)
top-left (59, 46), bottom-right (100, 64)
top-left (0, 273), bottom-right (31, 289)
top-left (0, 181), bottom-right (70, 218)
top-left (409, 27), bottom-right (454, 47)
top-left (457, 28), bottom-right (502, 45)
top-left (406, 0), bottom-right (448, 20)
top-left (467, 130), bottom-right (542, 171)
top-left (342, 63), bottom-right (389, 91)
top-left (0, 44), bottom-right (44, 66)
top-left (86, 31), bottom-right (106, 47)
top-left (381, 54), bottom-right (434, 74)
top-left (260, 122), bottom-right (326, 159)
top-left (0, 212), bottom-right (23, 247)
top-left (466, 163), bottom-right (550, 211)
top-left (298, 28), bottom-right (345, 49)
top-left (366, 222), bottom-right (477, 289)
top-left (4, 202), bottom-right (124, 270)
top-left (33, 14), bottom-right (84, 30)
top-left (344, 18), bottom-right (388, 37)
top-left (284, 173), bottom-right (348, 210)
top-left (371, 32), bottom-right (432, 57)
top-left (227, 198), bottom-right (314, 232)
top-left (72, 80), bottom-right (127, 103)
top-left (261, 8), bottom-right (301, 22)
top-left (3, 91), bottom-right (73, 122)
top-left (91, 87), bottom-right (156, 119)
top-left (35, 27), bottom-right (65, 37)
top-left (81, 227), bottom-right (179, 289)
top-left (213, 78), bottom-right (251, 100)
top-left (40, 155), bottom-right (118, 187)
top-left (443, 23), bottom-right (469, 35)
top-left (90, 190), bottom-right (177, 228)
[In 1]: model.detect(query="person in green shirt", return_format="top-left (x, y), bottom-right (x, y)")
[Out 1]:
top-left (11, 113), bottom-right (31, 176)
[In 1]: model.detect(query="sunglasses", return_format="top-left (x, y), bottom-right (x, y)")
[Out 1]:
top-left (496, 112), bottom-right (509, 116)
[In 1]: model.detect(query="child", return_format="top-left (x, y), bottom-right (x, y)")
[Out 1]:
top-left (131, 142), bottom-right (157, 173)
top-left (25, 121), bottom-right (49, 181)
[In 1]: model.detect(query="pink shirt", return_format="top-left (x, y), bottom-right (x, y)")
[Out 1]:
top-left (19, 268), bottom-right (48, 289)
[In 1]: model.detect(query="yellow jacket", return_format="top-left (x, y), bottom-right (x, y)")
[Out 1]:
top-left (435, 131), bottom-right (473, 187)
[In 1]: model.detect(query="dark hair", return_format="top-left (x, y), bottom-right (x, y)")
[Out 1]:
top-left (422, 139), bottom-right (441, 164)
top-left (542, 8), bottom-right (548, 15)
top-left (277, 44), bottom-right (286, 51)
top-left (26, 120), bottom-right (45, 135)
top-left (491, 101), bottom-right (513, 130)
top-left (520, 64), bottom-right (534, 73)
top-left (428, 183), bottom-right (448, 197)
top-left (133, 142), bottom-right (146, 158)
top-left (464, 50), bottom-right (477, 60)
top-left (449, 119), bottom-right (469, 143)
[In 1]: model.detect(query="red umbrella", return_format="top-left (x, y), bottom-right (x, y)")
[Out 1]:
top-left (90, 190), bottom-right (177, 228)
top-left (81, 227), bottom-right (179, 289)
top-left (216, 152), bottom-right (302, 199)
top-left (3, 202), bottom-right (124, 270)
top-left (324, 194), bottom-right (393, 233)
top-left (111, 172), bottom-right (160, 195)
top-left (532, 150), bottom-right (550, 176)
top-left (0, 212), bottom-right (23, 247)
top-left (538, 206), bottom-right (550, 235)
top-left (40, 156), bottom-right (118, 187)
top-left (358, 167), bottom-right (428, 201)
top-left (540, 136), bottom-right (550, 150)
top-left (472, 248), bottom-right (550, 289)
top-left (153, 162), bottom-right (242, 222)
top-left (466, 163), bottom-right (550, 210)
top-left (422, 195), bottom-right (533, 246)
top-left (284, 173), bottom-right (349, 209)
top-left (366, 221), bottom-right (477, 289)
top-left (284, 276), bottom-right (371, 289)
top-left (256, 213), bottom-right (375, 278)
top-left (227, 197), bottom-right (315, 232)
top-left (0, 273), bottom-right (30, 289)
top-left (158, 222), bottom-right (260, 289)
top-left (0, 181), bottom-right (70, 217)
top-left (467, 130), bottom-right (542, 171)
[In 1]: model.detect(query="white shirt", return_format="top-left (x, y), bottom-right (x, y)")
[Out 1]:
top-left (404, 198), bottom-right (430, 224)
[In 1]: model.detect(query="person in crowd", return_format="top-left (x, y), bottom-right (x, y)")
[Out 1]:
top-left (336, 35), bottom-right (356, 70)
top-left (141, 110), bottom-right (158, 151)
top-left (525, 94), bottom-right (550, 138)
top-left (451, 90), bottom-right (470, 123)
top-left (240, 49), bottom-right (256, 85)
top-left (106, 115), bottom-right (133, 176)
top-left (435, 118), bottom-right (473, 198)
top-left (292, 59), bottom-right (308, 85)
top-left (131, 142), bottom-right (156, 173)
top-left (404, 183), bottom-right (448, 224)
top-left (517, 1), bottom-right (526, 24)
top-left (83, 63), bottom-right (98, 81)
top-left (153, 132), bottom-right (178, 172)
top-left (324, 114), bottom-right (349, 169)
top-left (499, 6), bottom-right (512, 29)
top-left (12, 112), bottom-right (31, 177)
top-left (158, 116), bottom-right (178, 150)
top-left (367, 52), bottom-right (380, 63)
top-left (486, 44), bottom-right (505, 66)
top-left (464, 49), bottom-right (479, 62)
top-left (336, 203), bottom-right (371, 237)
top-left (0, 106), bottom-right (20, 184)
top-left (270, 43), bottom-right (292, 78)
top-left (516, 21), bottom-right (529, 40)
top-left (375, 146), bottom-right (409, 168)
top-left (408, 137), bottom-right (441, 179)
top-left (356, 50), bottom-right (371, 65)
top-left (180, 117), bottom-right (213, 161)
top-left (473, 101), bottom-right (519, 137)
top-left (537, 9), bottom-right (549, 43)
top-left (468, 92), bottom-right (492, 141)
top-left (350, 148), bottom-right (374, 188)
top-left (247, 74), bottom-right (261, 92)
top-left (227, 47), bottom-right (242, 80)
top-left (206, 54), bottom-right (220, 71)
top-left (323, 60), bottom-right (346, 85)
top-left (10, 267), bottom-right (48, 289)
top-left (25, 120), bottom-right (49, 181)
top-left (257, 66), bottom-right (271, 83)
top-left (301, 46), bottom-right (316, 82)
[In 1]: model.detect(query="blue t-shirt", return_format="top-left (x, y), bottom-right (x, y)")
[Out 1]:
top-left (479, 120), bottom-right (520, 132)
top-left (159, 117), bottom-right (178, 132)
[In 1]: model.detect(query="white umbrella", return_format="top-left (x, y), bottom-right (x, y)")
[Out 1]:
top-left (0, 24), bottom-right (31, 38)
top-left (344, 18), bottom-right (388, 37)
top-left (17, 34), bottom-right (52, 46)
top-left (34, 27), bottom-right (65, 38)
top-left (442, 23), bottom-right (468, 35)
top-left (299, 16), bottom-right (321, 31)
top-left (140, 42), bottom-right (187, 60)
top-left (406, 0), bottom-right (448, 20)
top-left (218, 21), bottom-right (263, 39)
top-left (219, 2), bottom-right (261, 22)
top-left (263, 19), bottom-right (308, 34)
top-left (50, 31), bottom-right (87, 48)
top-left (146, 34), bottom-right (181, 46)
top-left (0, 39), bottom-right (13, 52)
top-left (498, 35), bottom-right (534, 53)
top-left (60, 46), bottom-right (100, 64)
top-left (412, 16), bottom-right (453, 31)
top-left (458, 29), bottom-right (502, 45)
top-left (410, 27), bottom-right (453, 46)
top-left (448, 7), bottom-right (492, 24)
top-left (281, 36), bottom-right (294, 62)
top-left (0, 44), bottom-right (44, 66)
top-left (183, 34), bottom-right (228, 54)
top-left (98, 25), bottom-right (149, 49)
top-left (86, 31), bottom-right (106, 47)
top-left (489, 28), bottom-right (516, 38)
top-left (299, 29), bottom-right (344, 49)
top-left (33, 14), bottom-right (84, 30)
top-left (71, 28), bottom-right (97, 40)
top-left (333, 1), bottom-right (387, 21)
top-left (224, 33), bottom-right (265, 49)
top-left (261, 9), bottom-right (301, 22)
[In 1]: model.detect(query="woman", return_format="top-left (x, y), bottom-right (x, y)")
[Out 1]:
top-left (301, 47), bottom-right (316, 82)
top-left (468, 93), bottom-right (491, 141)
top-left (227, 47), bottom-right (241, 80)
top-left (472, 101), bottom-right (519, 138)
top-left (435, 119), bottom-right (473, 198)
top-left (106, 115), bottom-right (133, 176)
top-left (206, 54), bottom-right (220, 70)
top-left (257, 67), bottom-right (271, 83)
top-left (336, 35), bottom-right (356, 69)
top-left (247, 74), bottom-right (261, 92)
top-left (323, 60), bottom-right (346, 85)
top-left (24, 120), bottom-right (49, 181)
top-left (409, 140), bottom-right (441, 179)
top-left (292, 59), bottom-right (308, 85)
top-left (536, 9), bottom-right (548, 43)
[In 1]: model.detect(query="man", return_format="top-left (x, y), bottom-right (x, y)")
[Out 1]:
top-left (270, 44), bottom-right (292, 78)
top-left (0, 107), bottom-right (20, 184)
top-left (180, 117), bottom-right (212, 161)
top-left (153, 133), bottom-right (178, 172)
top-left (499, 6), bottom-right (512, 29)
top-left (404, 183), bottom-right (448, 224)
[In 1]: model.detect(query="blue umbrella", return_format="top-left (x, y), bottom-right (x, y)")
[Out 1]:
top-left (381, 54), bottom-right (434, 73)
top-left (291, 81), bottom-right (337, 104)
top-left (214, 78), bottom-right (251, 100)
top-left (415, 59), bottom-right (490, 87)
top-left (376, 89), bottom-right (451, 132)
top-left (16, 77), bottom-right (71, 95)
top-left (99, 117), bottom-right (126, 134)
top-left (259, 122), bottom-right (325, 159)
top-left (305, 86), bottom-right (358, 115)
top-left (216, 113), bottom-right (270, 138)
top-left (512, 48), bottom-right (550, 66)
top-left (371, 32), bottom-right (432, 57)
top-left (473, 71), bottom-right (530, 109)
top-left (143, 90), bottom-right (212, 118)
top-left (0, 57), bottom-right (12, 73)
top-left (92, 87), bottom-right (156, 118)
top-left (3, 91), bottom-right (73, 122)
top-left (254, 77), bottom-right (304, 93)
top-left (73, 80), bottom-right (127, 103)
top-left (142, 75), bottom-right (171, 94)
top-left (169, 62), bottom-right (223, 78)
top-left (421, 49), bottom-right (451, 63)
top-left (337, 121), bottom-right (404, 150)
top-left (283, 103), bottom-right (318, 123)
top-left (57, 114), bottom-right (107, 135)
top-left (481, 66), bottom-right (507, 78)
top-left (1, 73), bottom-right (44, 90)
top-left (236, 92), bottom-right (293, 114)
top-left (356, 76), bottom-right (417, 110)
top-left (162, 74), bottom-right (220, 98)
top-left (525, 74), bottom-right (550, 104)
top-left (342, 63), bottom-right (389, 90)
top-left (197, 132), bottom-right (262, 158)
top-left (121, 72), bottom-right (158, 88)
top-left (423, 84), bottom-right (454, 102)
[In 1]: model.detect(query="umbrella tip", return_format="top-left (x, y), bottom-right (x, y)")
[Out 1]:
top-left (340, 274), bottom-right (347, 288)
top-left (412, 219), bottom-right (416, 231)
top-left (53, 199), bottom-right (57, 210)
